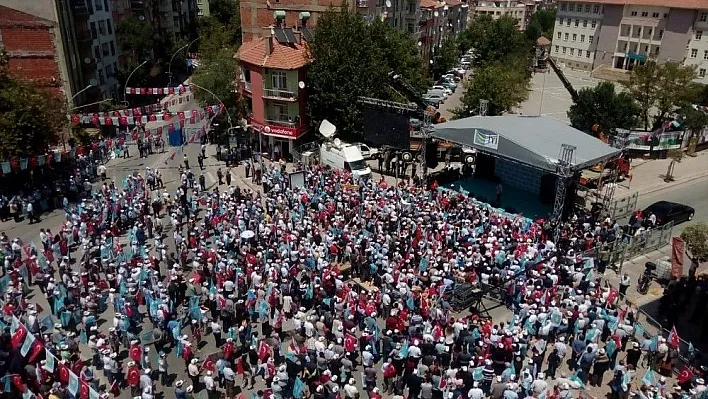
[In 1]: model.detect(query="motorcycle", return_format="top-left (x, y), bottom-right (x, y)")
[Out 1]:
top-left (637, 261), bottom-right (656, 295)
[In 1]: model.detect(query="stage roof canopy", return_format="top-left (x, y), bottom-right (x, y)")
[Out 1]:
top-left (431, 115), bottom-right (622, 172)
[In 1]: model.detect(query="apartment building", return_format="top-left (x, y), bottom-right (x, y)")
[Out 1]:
top-left (0, 0), bottom-right (120, 106)
top-left (419, 0), bottom-right (469, 67)
top-left (157, 0), bottom-right (197, 42)
top-left (468, 0), bottom-right (537, 30)
top-left (550, 0), bottom-right (708, 84)
top-left (196, 0), bottom-right (210, 16)
top-left (240, 0), bottom-right (349, 41)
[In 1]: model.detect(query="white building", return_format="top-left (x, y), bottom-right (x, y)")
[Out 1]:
top-left (87, 0), bottom-right (120, 99)
top-left (551, 1), bottom-right (603, 71)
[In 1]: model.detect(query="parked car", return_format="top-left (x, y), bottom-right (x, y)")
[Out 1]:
top-left (352, 142), bottom-right (380, 160)
top-left (442, 73), bottom-right (460, 83)
top-left (431, 85), bottom-right (452, 97)
top-left (439, 79), bottom-right (457, 92)
top-left (422, 95), bottom-right (443, 107)
top-left (642, 201), bottom-right (695, 226)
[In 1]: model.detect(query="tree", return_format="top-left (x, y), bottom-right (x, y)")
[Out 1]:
top-left (0, 52), bottom-right (66, 159)
top-left (431, 37), bottom-right (459, 79)
top-left (306, 7), bottom-right (428, 139)
top-left (624, 61), bottom-right (658, 130)
top-left (680, 105), bottom-right (708, 155)
top-left (461, 15), bottom-right (530, 66)
top-left (198, 0), bottom-right (242, 49)
top-left (191, 47), bottom-right (245, 126)
top-left (525, 8), bottom-right (557, 41)
top-left (115, 17), bottom-right (158, 60)
top-left (567, 82), bottom-right (639, 135)
top-left (453, 63), bottom-right (529, 118)
top-left (681, 223), bottom-right (708, 264)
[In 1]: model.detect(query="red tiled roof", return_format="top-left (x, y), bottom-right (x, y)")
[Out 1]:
top-left (445, 0), bottom-right (462, 6)
top-left (420, 0), bottom-right (439, 8)
top-left (564, 0), bottom-right (708, 9)
top-left (236, 37), bottom-right (309, 70)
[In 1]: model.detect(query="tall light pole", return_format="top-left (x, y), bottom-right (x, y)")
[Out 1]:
top-left (123, 60), bottom-right (148, 104)
top-left (169, 37), bottom-right (200, 87)
top-left (70, 84), bottom-right (94, 108)
top-left (189, 82), bottom-right (233, 129)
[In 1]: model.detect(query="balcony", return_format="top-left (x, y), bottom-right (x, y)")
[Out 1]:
top-left (266, 119), bottom-right (299, 128)
top-left (71, 0), bottom-right (90, 16)
top-left (263, 87), bottom-right (298, 101)
top-left (243, 81), bottom-right (252, 92)
top-left (75, 30), bottom-right (93, 45)
top-left (357, 0), bottom-right (368, 7)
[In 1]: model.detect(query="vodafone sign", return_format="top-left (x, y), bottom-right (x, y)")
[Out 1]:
top-left (250, 119), bottom-right (300, 139)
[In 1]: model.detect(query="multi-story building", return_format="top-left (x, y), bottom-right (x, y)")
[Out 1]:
top-left (240, 0), bottom-right (349, 41)
top-left (157, 0), bottom-right (197, 42)
top-left (196, 0), bottom-right (209, 16)
top-left (468, 0), bottom-right (535, 30)
top-left (550, 0), bottom-right (708, 84)
top-left (237, 24), bottom-right (310, 156)
top-left (419, 0), bottom-right (468, 67)
top-left (0, 0), bottom-right (120, 106)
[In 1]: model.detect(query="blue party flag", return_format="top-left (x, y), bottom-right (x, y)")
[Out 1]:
top-left (642, 369), bottom-right (657, 386)
top-left (4, 376), bottom-right (11, 392)
top-left (293, 377), bottom-right (305, 398)
top-left (472, 366), bottom-right (484, 381)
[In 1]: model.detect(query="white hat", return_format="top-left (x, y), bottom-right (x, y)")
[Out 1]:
top-left (175, 380), bottom-right (184, 387)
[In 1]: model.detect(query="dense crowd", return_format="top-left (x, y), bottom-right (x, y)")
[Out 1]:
top-left (0, 153), bottom-right (703, 399)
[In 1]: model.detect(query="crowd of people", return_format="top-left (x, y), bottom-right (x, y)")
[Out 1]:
top-left (0, 148), bottom-right (703, 399)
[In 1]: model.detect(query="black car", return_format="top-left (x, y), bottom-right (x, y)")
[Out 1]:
top-left (642, 201), bottom-right (695, 226)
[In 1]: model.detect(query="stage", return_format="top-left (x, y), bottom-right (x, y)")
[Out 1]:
top-left (451, 176), bottom-right (552, 219)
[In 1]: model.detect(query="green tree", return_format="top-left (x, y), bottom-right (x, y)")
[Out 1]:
top-left (200, 0), bottom-right (242, 48)
top-left (680, 105), bottom-right (708, 155)
top-left (306, 7), bottom-right (427, 139)
top-left (0, 53), bottom-right (66, 159)
top-left (525, 8), bottom-right (557, 41)
top-left (655, 62), bottom-right (697, 123)
top-left (453, 63), bottom-right (529, 117)
top-left (431, 37), bottom-right (459, 79)
top-left (115, 17), bottom-right (158, 60)
top-left (567, 82), bottom-right (639, 134)
top-left (462, 15), bottom-right (530, 66)
top-left (681, 223), bottom-right (708, 263)
top-left (191, 47), bottom-right (244, 126)
top-left (624, 61), bottom-right (658, 130)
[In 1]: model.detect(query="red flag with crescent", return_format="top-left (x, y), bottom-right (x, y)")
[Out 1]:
top-left (27, 339), bottom-right (44, 363)
top-left (11, 375), bottom-right (25, 392)
top-left (668, 325), bottom-right (680, 348)
top-left (127, 367), bottom-right (140, 386)
top-left (678, 365), bottom-right (695, 384)
top-left (258, 340), bottom-right (270, 361)
top-left (80, 379), bottom-right (90, 399)
top-left (344, 334), bottom-right (356, 353)
top-left (110, 381), bottom-right (121, 396)
top-left (202, 356), bottom-right (215, 372)
top-left (58, 362), bottom-right (70, 383)
top-left (129, 345), bottom-right (142, 362)
top-left (11, 324), bottom-right (27, 349)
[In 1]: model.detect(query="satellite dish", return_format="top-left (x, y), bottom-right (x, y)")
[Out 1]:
top-left (417, 41), bottom-right (422, 46)
top-left (333, 138), bottom-right (342, 146)
top-left (386, 0), bottom-right (392, 7)
top-left (434, 11), bottom-right (439, 17)
top-left (298, 81), bottom-right (305, 89)
top-left (319, 119), bottom-right (337, 139)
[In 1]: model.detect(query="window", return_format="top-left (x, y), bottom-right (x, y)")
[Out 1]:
top-left (271, 71), bottom-right (288, 89)
top-left (557, 31), bottom-right (562, 39)
top-left (575, 19), bottom-right (579, 27)
top-left (630, 11), bottom-right (637, 16)
top-left (692, 48), bottom-right (698, 58)
top-left (94, 0), bottom-right (102, 10)
top-left (555, 45), bottom-right (559, 53)
top-left (580, 34), bottom-right (585, 42)
top-left (659, 29), bottom-right (664, 38)
top-left (572, 33), bottom-right (577, 41)
top-left (697, 31), bottom-right (703, 40)
top-left (593, 4), bottom-right (600, 13)
top-left (583, 20), bottom-right (588, 27)
top-left (560, 2), bottom-right (566, 11)
top-left (701, 12), bottom-right (708, 22)
top-left (663, 13), bottom-right (668, 18)
top-left (701, 68), bottom-right (706, 78)
top-left (98, 20), bottom-right (105, 35)
top-left (107, 19), bottom-right (113, 34)
top-left (652, 12), bottom-right (659, 18)
top-left (568, 4), bottom-right (574, 12)
top-left (570, 48), bottom-right (575, 55)
top-left (102, 42), bottom-right (109, 56)
top-left (704, 50), bottom-right (708, 59)
top-left (562, 46), bottom-right (567, 54)
top-left (110, 41), bottom-right (115, 56)
top-left (566, 19), bottom-right (571, 26)
top-left (103, 0), bottom-right (108, 11)
top-left (564, 32), bottom-right (569, 40)
top-left (273, 103), bottom-right (289, 121)
top-left (586, 50), bottom-right (591, 58)
top-left (94, 46), bottom-right (100, 59)
top-left (589, 35), bottom-right (594, 43)
top-left (641, 11), bottom-right (648, 17)
top-left (644, 45), bottom-right (649, 52)
top-left (90, 22), bottom-right (97, 39)
top-left (591, 20), bottom-right (596, 28)
top-left (559, 18), bottom-right (563, 25)
top-left (105, 66), bottom-right (111, 79)
top-left (98, 70), bottom-right (104, 85)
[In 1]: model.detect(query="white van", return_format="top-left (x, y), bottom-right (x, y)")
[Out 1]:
top-left (319, 140), bottom-right (372, 179)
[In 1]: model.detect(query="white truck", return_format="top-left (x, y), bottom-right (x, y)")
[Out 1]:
top-left (319, 139), bottom-right (372, 179)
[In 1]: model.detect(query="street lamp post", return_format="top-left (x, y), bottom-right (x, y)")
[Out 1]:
top-left (189, 82), bottom-right (235, 147)
top-left (70, 84), bottom-right (94, 108)
top-left (123, 60), bottom-right (148, 104)
top-left (168, 37), bottom-right (200, 87)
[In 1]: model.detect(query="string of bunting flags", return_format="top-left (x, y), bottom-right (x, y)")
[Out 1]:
top-left (69, 104), bottom-right (224, 127)
top-left (124, 85), bottom-right (194, 96)
top-left (69, 95), bottom-right (196, 121)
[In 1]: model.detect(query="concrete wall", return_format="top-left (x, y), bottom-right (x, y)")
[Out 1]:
top-left (659, 8), bottom-right (694, 63)
top-left (495, 158), bottom-right (544, 195)
top-left (0, 0), bottom-right (58, 22)
top-left (594, 4), bottom-right (623, 69)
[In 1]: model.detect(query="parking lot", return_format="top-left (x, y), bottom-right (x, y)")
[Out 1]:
top-left (517, 68), bottom-right (602, 123)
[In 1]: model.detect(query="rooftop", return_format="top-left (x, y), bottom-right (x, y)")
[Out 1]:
top-left (236, 36), bottom-right (309, 70)
top-left (563, 0), bottom-right (708, 9)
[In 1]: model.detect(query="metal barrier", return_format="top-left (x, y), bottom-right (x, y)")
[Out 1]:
top-left (632, 305), bottom-right (697, 373)
top-left (607, 222), bottom-right (674, 272)
top-left (607, 191), bottom-right (639, 220)
top-left (291, 142), bottom-right (320, 164)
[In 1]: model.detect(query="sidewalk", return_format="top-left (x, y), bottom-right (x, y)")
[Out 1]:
top-left (614, 150), bottom-right (708, 198)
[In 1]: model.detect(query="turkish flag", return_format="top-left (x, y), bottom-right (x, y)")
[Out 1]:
top-left (80, 379), bottom-right (90, 399)
top-left (678, 365), bottom-right (695, 384)
top-left (178, 111), bottom-right (185, 120)
top-left (71, 115), bottom-right (80, 125)
top-left (202, 356), bottom-right (215, 372)
top-left (344, 334), bottom-right (356, 353)
top-left (27, 339), bottom-right (44, 363)
top-left (129, 345), bottom-right (141, 362)
top-left (258, 341), bottom-right (270, 361)
top-left (104, 117), bottom-right (113, 126)
top-left (91, 116), bottom-right (100, 126)
top-left (131, 133), bottom-right (139, 141)
top-left (149, 114), bottom-right (157, 122)
top-left (11, 324), bottom-right (27, 349)
top-left (127, 367), bottom-right (140, 386)
top-left (110, 381), bottom-right (121, 396)
top-left (119, 117), bottom-right (128, 126)
top-left (140, 88), bottom-right (147, 95)
top-left (11, 375), bottom-right (24, 392)
top-left (668, 325), bottom-right (680, 348)
top-left (164, 112), bottom-right (171, 122)
top-left (58, 362), bottom-right (70, 383)
top-left (168, 124), bottom-right (175, 132)
top-left (157, 127), bottom-right (163, 135)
